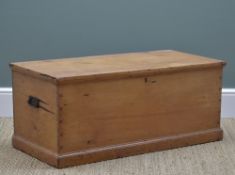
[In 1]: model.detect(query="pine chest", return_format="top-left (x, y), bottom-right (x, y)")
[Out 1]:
top-left (10, 50), bottom-right (225, 168)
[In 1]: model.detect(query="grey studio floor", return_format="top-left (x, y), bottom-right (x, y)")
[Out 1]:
top-left (0, 118), bottom-right (235, 175)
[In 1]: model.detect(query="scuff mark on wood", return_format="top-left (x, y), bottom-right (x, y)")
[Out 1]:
top-left (144, 77), bottom-right (148, 83)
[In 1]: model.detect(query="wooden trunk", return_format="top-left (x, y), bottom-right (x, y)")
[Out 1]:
top-left (10, 50), bottom-right (225, 168)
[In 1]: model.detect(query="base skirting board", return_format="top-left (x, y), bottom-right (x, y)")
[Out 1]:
top-left (0, 87), bottom-right (235, 118)
top-left (0, 88), bottom-right (13, 117)
top-left (221, 88), bottom-right (235, 118)
top-left (12, 128), bottom-right (222, 168)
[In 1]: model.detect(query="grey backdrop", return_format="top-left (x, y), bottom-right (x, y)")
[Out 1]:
top-left (0, 0), bottom-right (234, 87)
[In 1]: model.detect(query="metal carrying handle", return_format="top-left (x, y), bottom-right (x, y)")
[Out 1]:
top-left (28, 96), bottom-right (40, 108)
top-left (27, 96), bottom-right (54, 114)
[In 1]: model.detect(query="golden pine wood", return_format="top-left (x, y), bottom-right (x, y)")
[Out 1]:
top-left (11, 50), bottom-right (225, 168)
top-left (11, 50), bottom-right (224, 83)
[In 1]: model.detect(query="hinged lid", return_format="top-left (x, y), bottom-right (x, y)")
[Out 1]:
top-left (10, 50), bottom-right (226, 84)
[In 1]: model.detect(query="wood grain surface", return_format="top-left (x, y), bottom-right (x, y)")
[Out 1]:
top-left (10, 50), bottom-right (225, 83)
top-left (11, 50), bottom-right (225, 168)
